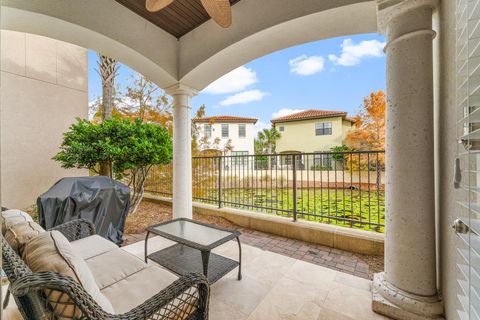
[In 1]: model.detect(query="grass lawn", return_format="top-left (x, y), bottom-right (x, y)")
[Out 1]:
top-left (201, 188), bottom-right (385, 233)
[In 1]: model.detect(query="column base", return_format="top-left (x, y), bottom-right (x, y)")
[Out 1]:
top-left (372, 273), bottom-right (444, 320)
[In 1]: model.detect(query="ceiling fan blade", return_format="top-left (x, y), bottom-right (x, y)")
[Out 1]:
top-left (200, 0), bottom-right (232, 28)
top-left (145, 0), bottom-right (175, 12)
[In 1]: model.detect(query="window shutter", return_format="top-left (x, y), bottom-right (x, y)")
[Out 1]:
top-left (455, 0), bottom-right (480, 319)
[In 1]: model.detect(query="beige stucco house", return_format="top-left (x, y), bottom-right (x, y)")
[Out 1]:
top-left (272, 109), bottom-right (354, 154)
top-left (1, 30), bottom-right (88, 209)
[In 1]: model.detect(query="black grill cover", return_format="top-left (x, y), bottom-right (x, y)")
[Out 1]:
top-left (37, 176), bottom-right (130, 245)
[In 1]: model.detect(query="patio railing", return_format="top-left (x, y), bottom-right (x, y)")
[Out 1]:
top-left (145, 151), bottom-right (385, 232)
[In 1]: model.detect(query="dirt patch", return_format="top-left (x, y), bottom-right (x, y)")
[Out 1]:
top-left (124, 200), bottom-right (237, 234)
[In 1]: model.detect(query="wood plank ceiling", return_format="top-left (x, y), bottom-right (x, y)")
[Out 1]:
top-left (115, 0), bottom-right (241, 38)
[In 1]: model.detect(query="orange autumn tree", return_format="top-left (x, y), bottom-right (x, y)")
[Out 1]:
top-left (345, 91), bottom-right (386, 173)
top-left (346, 90), bottom-right (386, 151)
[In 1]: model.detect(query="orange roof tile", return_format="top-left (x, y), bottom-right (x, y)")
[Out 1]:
top-left (193, 115), bottom-right (258, 124)
top-left (271, 109), bottom-right (354, 123)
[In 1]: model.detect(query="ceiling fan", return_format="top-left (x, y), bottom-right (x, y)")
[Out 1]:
top-left (145, 0), bottom-right (232, 28)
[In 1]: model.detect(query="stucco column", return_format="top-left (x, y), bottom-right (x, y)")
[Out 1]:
top-left (165, 83), bottom-right (198, 219)
top-left (372, 1), bottom-right (444, 319)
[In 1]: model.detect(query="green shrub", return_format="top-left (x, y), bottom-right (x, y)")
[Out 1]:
top-left (53, 117), bottom-right (172, 213)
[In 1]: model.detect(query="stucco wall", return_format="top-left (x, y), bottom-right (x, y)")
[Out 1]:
top-left (435, 1), bottom-right (459, 318)
top-left (195, 122), bottom-right (255, 155)
top-left (275, 117), bottom-right (352, 153)
top-left (1, 30), bottom-right (88, 209)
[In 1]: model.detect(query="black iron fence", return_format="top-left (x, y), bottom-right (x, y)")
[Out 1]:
top-left (145, 151), bottom-right (385, 232)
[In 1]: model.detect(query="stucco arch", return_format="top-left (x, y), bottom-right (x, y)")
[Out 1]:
top-left (1, 1), bottom-right (179, 88)
top-left (179, 0), bottom-right (378, 90)
top-left (2, 0), bottom-right (377, 91)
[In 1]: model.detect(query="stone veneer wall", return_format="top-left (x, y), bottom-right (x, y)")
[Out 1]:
top-left (1, 30), bottom-right (88, 209)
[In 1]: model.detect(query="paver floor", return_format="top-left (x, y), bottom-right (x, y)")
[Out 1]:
top-left (127, 236), bottom-right (390, 320)
top-left (125, 226), bottom-right (382, 280)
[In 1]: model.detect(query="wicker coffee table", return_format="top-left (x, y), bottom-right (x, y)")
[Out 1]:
top-left (144, 218), bottom-right (242, 284)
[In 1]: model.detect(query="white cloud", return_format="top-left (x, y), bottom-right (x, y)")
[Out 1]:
top-left (220, 90), bottom-right (269, 106)
top-left (289, 55), bottom-right (325, 76)
top-left (255, 121), bottom-right (269, 135)
top-left (203, 66), bottom-right (258, 94)
top-left (272, 108), bottom-right (305, 119)
top-left (328, 39), bottom-right (386, 66)
top-left (88, 98), bottom-right (100, 120)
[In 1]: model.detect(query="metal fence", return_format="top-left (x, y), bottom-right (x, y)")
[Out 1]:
top-left (145, 151), bottom-right (385, 232)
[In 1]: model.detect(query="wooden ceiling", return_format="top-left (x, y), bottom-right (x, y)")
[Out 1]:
top-left (115, 0), bottom-right (241, 38)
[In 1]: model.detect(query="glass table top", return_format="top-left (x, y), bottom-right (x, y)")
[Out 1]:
top-left (149, 219), bottom-right (236, 247)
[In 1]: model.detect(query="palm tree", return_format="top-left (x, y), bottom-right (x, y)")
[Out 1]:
top-left (97, 54), bottom-right (119, 121)
top-left (257, 127), bottom-right (281, 169)
top-left (97, 54), bottom-right (119, 176)
top-left (257, 127), bottom-right (281, 155)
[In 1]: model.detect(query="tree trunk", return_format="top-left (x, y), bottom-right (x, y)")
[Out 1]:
top-left (102, 81), bottom-right (114, 120)
top-left (98, 54), bottom-right (118, 121)
top-left (128, 167), bottom-right (149, 214)
top-left (99, 161), bottom-right (112, 177)
top-left (98, 54), bottom-right (118, 177)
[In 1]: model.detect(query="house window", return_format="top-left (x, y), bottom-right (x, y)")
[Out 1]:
top-left (315, 122), bottom-right (332, 135)
top-left (204, 124), bottom-right (212, 138)
top-left (221, 124), bottom-right (229, 138)
top-left (279, 126), bottom-right (284, 132)
top-left (238, 124), bottom-right (246, 138)
top-left (232, 151), bottom-right (248, 165)
top-left (314, 153), bottom-right (332, 169)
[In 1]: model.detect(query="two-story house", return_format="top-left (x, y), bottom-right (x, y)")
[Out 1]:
top-left (193, 116), bottom-right (257, 157)
top-left (271, 109), bottom-right (354, 167)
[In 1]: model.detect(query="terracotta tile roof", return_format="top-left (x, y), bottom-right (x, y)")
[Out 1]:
top-left (193, 115), bottom-right (258, 124)
top-left (345, 116), bottom-right (357, 123)
top-left (271, 109), bottom-right (355, 123)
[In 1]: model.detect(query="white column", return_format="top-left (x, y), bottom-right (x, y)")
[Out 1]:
top-left (372, 1), bottom-right (444, 319)
top-left (165, 83), bottom-right (198, 219)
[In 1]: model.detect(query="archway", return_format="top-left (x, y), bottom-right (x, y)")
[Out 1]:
top-left (1, 4), bottom-right (177, 88)
top-left (1, 0), bottom-right (377, 91)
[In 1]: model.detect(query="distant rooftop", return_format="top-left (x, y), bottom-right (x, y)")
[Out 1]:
top-left (271, 109), bottom-right (356, 124)
top-left (193, 115), bottom-right (258, 124)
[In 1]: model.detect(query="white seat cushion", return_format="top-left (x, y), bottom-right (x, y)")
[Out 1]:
top-left (71, 235), bottom-right (118, 260)
top-left (100, 265), bottom-right (179, 314)
top-left (1, 209), bottom-right (33, 235)
top-left (85, 248), bottom-right (148, 289)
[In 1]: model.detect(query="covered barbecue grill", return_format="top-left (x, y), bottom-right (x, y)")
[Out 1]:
top-left (37, 176), bottom-right (130, 245)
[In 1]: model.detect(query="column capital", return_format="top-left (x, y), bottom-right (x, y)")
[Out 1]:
top-left (165, 83), bottom-right (199, 97)
top-left (377, 0), bottom-right (439, 33)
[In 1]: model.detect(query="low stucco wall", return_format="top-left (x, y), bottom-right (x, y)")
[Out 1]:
top-left (1, 30), bottom-right (88, 209)
top-left (144, 194), bottom-right (384, 256)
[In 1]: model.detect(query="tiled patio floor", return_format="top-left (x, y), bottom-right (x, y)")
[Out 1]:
top-left (126, 236), bottom-right (389, 320)
top-left (124, 227), bottom-right (383, 280)
top-left (3, 236), bottom-right (388, 320)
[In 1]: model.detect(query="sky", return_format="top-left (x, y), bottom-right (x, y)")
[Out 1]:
top-left (88, 32), bottom-right (386, 133)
